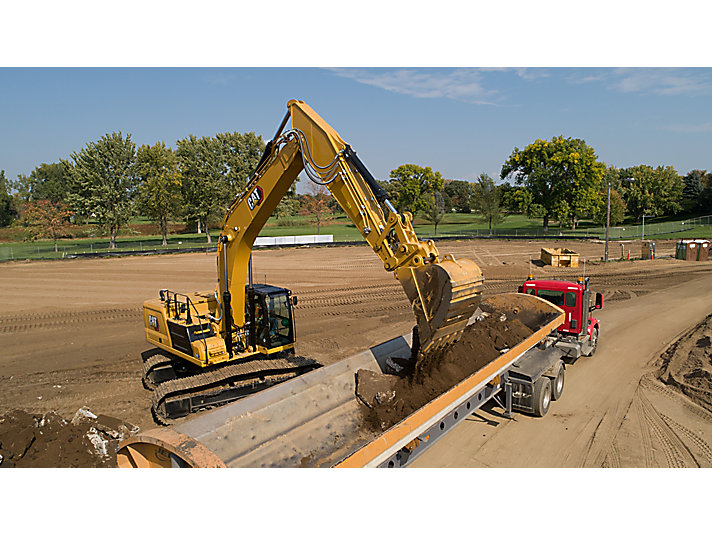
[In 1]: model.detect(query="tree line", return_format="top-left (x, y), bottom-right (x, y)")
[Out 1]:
top-left (0, 131), bottom-right (266, 249)
top-left (1, 131), bottom-right (711, 249)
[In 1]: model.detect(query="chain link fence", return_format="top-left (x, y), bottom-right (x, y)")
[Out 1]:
top-left (1, 215), bottom-right (711, 262)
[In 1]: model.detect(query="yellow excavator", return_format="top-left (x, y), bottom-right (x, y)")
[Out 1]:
top-left (141, 99), bottom-right (484, 423)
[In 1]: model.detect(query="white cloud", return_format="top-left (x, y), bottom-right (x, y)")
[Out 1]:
top-left (328, 68), bottom-right (501, 105)
top-left (569, 68), bottom-right (712, 96)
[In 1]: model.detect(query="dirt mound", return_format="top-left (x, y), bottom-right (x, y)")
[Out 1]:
top-left (658, 314), bottom-right (712, 412)
top-left (358, 312), bottom-right (534, 432)
top-left (0, 407), bottom-right (139, 467)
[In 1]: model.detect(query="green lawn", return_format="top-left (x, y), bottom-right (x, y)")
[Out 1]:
top-left (1, 212), bottom-right (710, 261)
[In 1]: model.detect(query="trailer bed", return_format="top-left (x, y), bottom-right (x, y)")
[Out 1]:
top-left (117, 293), bottom-right (564, 468)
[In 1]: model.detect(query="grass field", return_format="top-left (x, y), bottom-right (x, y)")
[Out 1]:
top-left (1, 212), bottom-right (710, 261)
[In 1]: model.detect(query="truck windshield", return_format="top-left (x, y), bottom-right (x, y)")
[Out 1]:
top-left (536, 289), bottom-right (565, 307)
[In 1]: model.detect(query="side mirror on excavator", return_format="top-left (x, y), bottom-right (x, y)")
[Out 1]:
top-left (292, 296), bottom-right (298, 306)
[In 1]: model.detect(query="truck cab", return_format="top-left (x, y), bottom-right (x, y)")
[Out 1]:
top-left (519, 275), bottom-right (602, 357)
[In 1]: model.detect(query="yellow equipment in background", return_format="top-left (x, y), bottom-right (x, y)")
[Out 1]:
top-left (141, 100), bottom-right (484, 423)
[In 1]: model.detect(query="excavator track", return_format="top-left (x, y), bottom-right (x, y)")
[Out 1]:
top-left (142, 352), bottom-right (175, 391)
top-left (151, 355), bottom-right (321, 425)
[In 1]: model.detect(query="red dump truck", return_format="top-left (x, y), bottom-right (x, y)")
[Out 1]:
top-left (118, 280), bottom-right (602, 468)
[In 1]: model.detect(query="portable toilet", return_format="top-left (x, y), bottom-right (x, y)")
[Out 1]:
top-left (641, 241), bottom-right (655, 260)
top-left (676, 239), bottom-right (710, 261)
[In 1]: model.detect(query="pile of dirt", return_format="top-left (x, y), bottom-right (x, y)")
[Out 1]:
top-left (0, 407), bottom-right (139, 467)
top-left (658, 314), bottom-right (712, 412)
top-left (357, 312), bottom-right (534, 432)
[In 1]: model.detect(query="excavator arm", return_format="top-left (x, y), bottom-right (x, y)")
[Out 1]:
top-left (217, 99), bottom-right (484, 354)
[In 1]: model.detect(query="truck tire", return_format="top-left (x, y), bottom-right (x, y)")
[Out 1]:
top-left (533, 376), bottom-right (551, 417)
top-left (550, 362), bottom-right (565, 401)
top-left (586, 326), bottom-right (599, 357)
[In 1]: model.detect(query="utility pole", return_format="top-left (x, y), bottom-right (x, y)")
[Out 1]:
top-left (604, 182), bottom-right (611, 262)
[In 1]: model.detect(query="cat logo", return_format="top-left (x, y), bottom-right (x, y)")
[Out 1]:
top-left (247, 186), bottom-right (264, 210)
top-left (148, 314), bottom-right (159, 331)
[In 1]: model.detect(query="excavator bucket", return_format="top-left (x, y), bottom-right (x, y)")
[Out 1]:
top-left (398, 255), bottom-right (485, 354)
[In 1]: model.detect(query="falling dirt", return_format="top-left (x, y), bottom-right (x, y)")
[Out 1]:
top-left (357, 311), bottom-right (533, 432)
top-left (658, 314), bottom-right (712, 412)
top-left (0, 407), bottom-right (138, 467)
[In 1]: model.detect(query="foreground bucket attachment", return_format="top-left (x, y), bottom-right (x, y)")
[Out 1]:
top-left (398, 255), bottom-right (485, 354)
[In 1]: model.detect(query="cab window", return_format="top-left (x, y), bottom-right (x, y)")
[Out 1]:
top-left (266, 294), bottom-right (294, 347)
top-left (525, 288), bottom-right (535, 295)
top-left (565, 292), bottom-right (577, 307)
top-left (536, 290), bottom-right (565, 307)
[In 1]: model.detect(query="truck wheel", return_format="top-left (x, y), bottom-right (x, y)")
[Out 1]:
top-left (533, 376), bottom-right (551, 417)
top-left (587, 327), bottom-right (599, 357)
top-left (550, 362), bottom-right (565, 401)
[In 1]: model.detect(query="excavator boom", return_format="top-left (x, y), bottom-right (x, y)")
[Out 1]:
top-left (218, 99), bottom-right (484, 354)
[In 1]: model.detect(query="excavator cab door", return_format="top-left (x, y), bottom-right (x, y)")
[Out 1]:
top-left (247, 284), bottom-right (295, 351)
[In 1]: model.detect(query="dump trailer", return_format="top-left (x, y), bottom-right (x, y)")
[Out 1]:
top-left (118, 293), bottom-right (573, 468)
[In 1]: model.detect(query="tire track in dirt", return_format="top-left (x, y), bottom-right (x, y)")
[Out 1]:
top-left (659, 413), bottom-right (712, 464)
top-left (639, 390), bottom-right (699, 467)
top-left (604, 441), bottom-right (622, 468)
top-left (634, 394), bottom-right (655, 468)
top-left (641, 375), bottom-right (712, 424)
top-left (0, 308), bottom-right (143, 334)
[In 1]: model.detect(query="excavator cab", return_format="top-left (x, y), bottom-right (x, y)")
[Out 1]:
top-left (247, 284), bottom-right (296, 353)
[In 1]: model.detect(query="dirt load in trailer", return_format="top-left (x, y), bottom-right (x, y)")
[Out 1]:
top-left (117, 293), bottom-right (563, 468)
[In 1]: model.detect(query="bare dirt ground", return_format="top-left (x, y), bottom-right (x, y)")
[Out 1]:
top-left (1, 237), bottom-right (711, 467)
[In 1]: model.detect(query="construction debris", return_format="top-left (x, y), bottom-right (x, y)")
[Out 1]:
top-left (0, 407), bottom-right (139, 468)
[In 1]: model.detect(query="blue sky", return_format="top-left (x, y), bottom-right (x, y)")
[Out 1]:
top-left (1, 67), bottom-right (711, 193)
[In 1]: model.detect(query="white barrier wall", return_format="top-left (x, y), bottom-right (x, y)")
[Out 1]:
top-left (253, 235), bottom-right (334, 247)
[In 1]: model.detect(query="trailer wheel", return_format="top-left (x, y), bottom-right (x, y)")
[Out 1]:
top-left (550, 362), bottom-right (565, 401)
top-left (533, 376), bottom-right (551, 417)
top-left (587, 326), bottom-right (599, 357)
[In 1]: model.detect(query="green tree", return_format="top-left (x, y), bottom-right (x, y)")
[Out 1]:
top-left (501, 186), bottom-right (534, 216)
top-left (136, 142), bottom-right (183, 246)
top-left (274, 198), bottom-right (300, 222)
top-left (422, 191), bottom-right (446, 235)
top-left (593, 188), bottom-right (626, 227)
top-left (0, 170), bottom-right (17, 227)
top-left (388, 164), bottom-right (444, 215)
top-left (67, 132), bottom-right (137, 248)
top-left (620, 165), bottom-right (683, 222)
top-left (22, 200), bottom-right (74, 252)
top-left (701, 172), bottom-right (712, 213)
top-left (215, 132), bottom-right (266, 194)
top-left (15, 162), bottom-right (71, 204)
top-left (501, 136), bottom-right (604, 233)
top-left (176, 134), bottom-right (226, 243)
top-left (472, 173), bottom-right (504, 235)
top-left (552, 199), bottom-right (571, 229)
top-left (682, 169), bottom-right (709, 212)
top-left (443, 179), bottom-right (473, 213)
